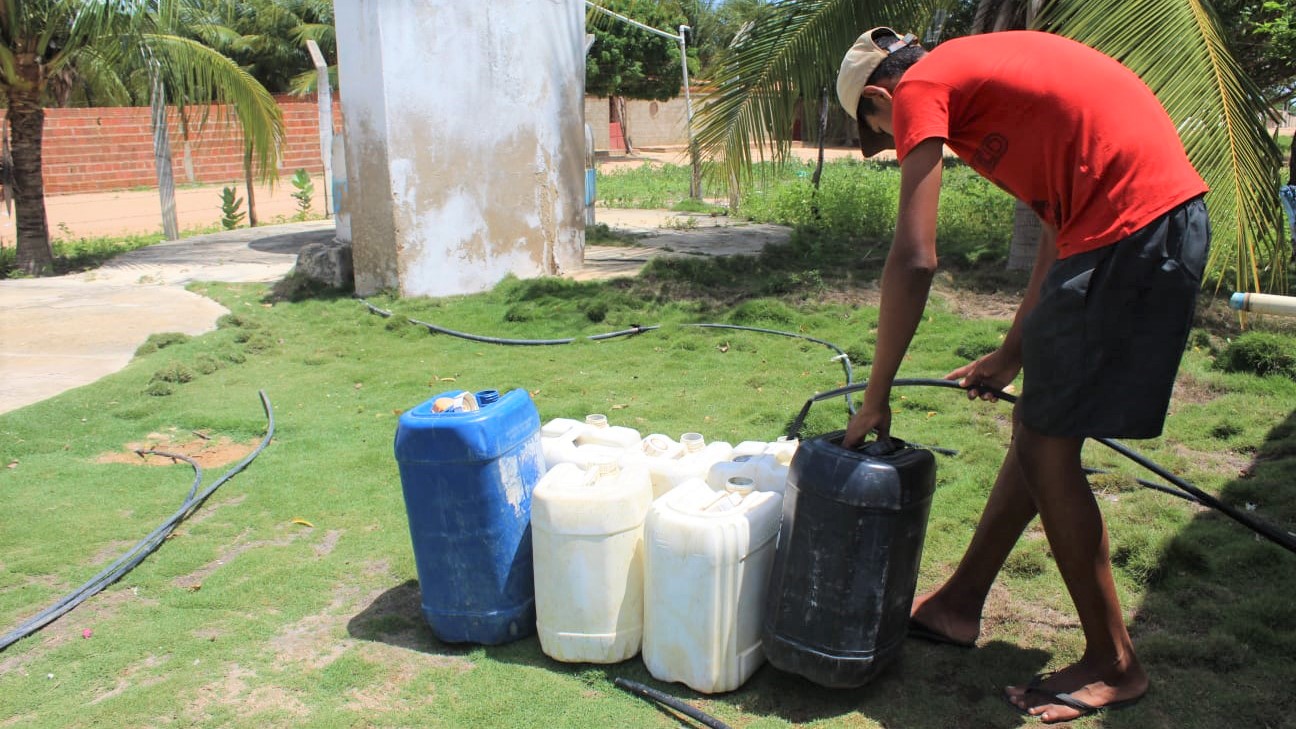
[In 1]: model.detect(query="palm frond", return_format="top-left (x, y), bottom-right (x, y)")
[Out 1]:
top-left (52, 45), bottom-right (133, 106)
top-left (143, 32), bottom-right (285, 182)
top-left (695, 0), bottom-right (943, 188)
top-left (288, 64), bottom-right (336, 96)
top-left (1038, 0), bottom-right (1286, 292)
top-left (291, 22), bottom-right (334, 48)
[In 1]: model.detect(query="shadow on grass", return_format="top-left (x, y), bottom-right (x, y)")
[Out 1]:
top-left (346, 580), bottom-right (1059, 727)
top-left (1105, 408), bottom-right (1296, 728)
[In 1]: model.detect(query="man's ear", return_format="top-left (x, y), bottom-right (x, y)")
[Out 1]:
top-left (859, 85), bottom-right (893, 103)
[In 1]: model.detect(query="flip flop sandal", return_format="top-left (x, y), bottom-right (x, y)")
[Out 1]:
top-left (906, 618), bottom-right (976, 648)
top-left (1025, 685), bottom-right (1145, 723)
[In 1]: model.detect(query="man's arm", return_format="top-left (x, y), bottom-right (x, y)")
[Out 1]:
top-left (843, 138), bottom-right (945, 447)
top-left (946, 218), bottom-right (1058, 399)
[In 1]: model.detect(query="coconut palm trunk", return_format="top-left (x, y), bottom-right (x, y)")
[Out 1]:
top-left (8, 56), bottom-right (53, 276)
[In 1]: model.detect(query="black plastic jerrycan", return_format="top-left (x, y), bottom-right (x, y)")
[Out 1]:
top-left (762, 431), bottom-right (937, 688)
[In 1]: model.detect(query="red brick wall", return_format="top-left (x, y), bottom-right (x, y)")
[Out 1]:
top-left (0, 97), bottom-right (343, 195)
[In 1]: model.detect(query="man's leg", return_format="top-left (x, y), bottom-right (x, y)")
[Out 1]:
top-left (1005, 423), bottom-right (1148, 723)
top-left (910, 432), bottom-right (1039, 645)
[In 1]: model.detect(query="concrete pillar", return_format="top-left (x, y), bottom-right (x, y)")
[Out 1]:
top-left (335, 0), bottom-right (586, 297)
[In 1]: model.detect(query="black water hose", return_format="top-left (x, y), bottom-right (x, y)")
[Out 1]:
top-left (614, 677), bottom-right (733, 729)
top-left (359, 304), bottom-right (1293, 553)
top-left (364, 300), bottom-right (662, 345)
top-left (0, 390), bottom-right (276, 652)
top-left (359, 300), bottom-right (857, 414)
top-left (788, 378), bottom-right (1296, 555)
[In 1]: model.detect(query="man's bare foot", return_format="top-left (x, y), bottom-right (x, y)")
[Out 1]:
top-left (909, 591), bottom-right (981, 647)
top-left (1005, 657), bottom-right (1149, 723)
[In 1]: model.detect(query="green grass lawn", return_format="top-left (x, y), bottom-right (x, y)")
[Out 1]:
top-left (2, 164), bottom-right (1295, 728)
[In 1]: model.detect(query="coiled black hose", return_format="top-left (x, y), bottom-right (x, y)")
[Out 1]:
top-left (0, 390), bottom-right (276, 652)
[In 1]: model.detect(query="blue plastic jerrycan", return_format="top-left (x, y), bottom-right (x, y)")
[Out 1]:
top-left (394, 388), bottom-right (545, 644)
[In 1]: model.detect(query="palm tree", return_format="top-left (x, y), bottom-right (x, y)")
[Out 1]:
top-left (1, 0), bottom-right (284, 276)
top-left (696, 0), bottom-right (1287, 294)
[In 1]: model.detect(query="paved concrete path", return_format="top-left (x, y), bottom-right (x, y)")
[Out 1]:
top-left (0, 221), bottom-right (334, 415)
top-left (0, 212), bottom-right (789, 415)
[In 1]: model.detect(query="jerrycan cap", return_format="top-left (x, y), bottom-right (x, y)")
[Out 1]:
top-left (725, 476), bottom-right (756, 495)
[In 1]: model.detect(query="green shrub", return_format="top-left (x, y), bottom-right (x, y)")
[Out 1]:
top-left (217, 314), bottom-right (260, 330)
top-left (955, 332), bottom-right (1000, 361)
top-left (1216, 332), bottom-right (1296, 379)
top-left (144, 381), bottom-right (174, 397)
top-left (150, 362), bottom-right (194, 384)
top-left (729, 298), bottom-right (797, 326)
top-left (291, 169), bottom-right (314, 219)
top-left (219, 186), bottom-right (246, 230)
top-left (1004, 548), bottom-right (1048, 578)
top-left (193, 355), bottom-right (223, 375)
top-left (135, 332), bottom-right (191, 357)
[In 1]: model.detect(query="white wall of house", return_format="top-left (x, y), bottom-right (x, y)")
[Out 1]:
top-left (334, 0), bottom-right (586, 297)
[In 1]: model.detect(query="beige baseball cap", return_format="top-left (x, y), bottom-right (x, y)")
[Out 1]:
top-left (837, 27), bottom-right (918, 156)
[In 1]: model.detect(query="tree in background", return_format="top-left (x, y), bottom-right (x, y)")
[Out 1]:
top-left (696, 0), bottom-right (1287, 294)
top-left (679, 0), bottom-right (774, 79)
top-left (1217, 0), bottom-right (1296, 107)
top-left (0, 0), bottom-right (284, 276)
top-left (184, 0), bottom-right (335, 95)
top-left (586, 0), bottom-right (693, 155)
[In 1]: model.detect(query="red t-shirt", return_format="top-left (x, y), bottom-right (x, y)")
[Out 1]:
top-left (892, 31), bottom-right (1208, 258)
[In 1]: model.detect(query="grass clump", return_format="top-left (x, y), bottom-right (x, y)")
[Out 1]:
top-left (143, 380), bottom-right (173, 397)
top-left (954, 332), bottom-right (1001, 361)
top-left (1216, 331), bottom-right (1296, 379)
top-left (670, 198), bottom-right (727, 215)
top-left (150, 362), bottom-right (195, 384)
top-left (134, 332), bottom-right (191, 357)
top-left (585, 223), bottom-right (639, 246)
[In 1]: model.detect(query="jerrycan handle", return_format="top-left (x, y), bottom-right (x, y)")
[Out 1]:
top-left (826, 430), bottom-right (906, 457)
top-left (857, 435), bottom-right (906, 457)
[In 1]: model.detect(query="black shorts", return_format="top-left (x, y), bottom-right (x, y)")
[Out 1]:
top-left (1018, 197), bottom-right (1210, 439)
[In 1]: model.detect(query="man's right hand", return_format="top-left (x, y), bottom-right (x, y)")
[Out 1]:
top-left (843, 400), bottom-right (892, 449)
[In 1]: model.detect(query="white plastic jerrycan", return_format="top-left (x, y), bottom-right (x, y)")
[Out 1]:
top-left (540, 417), bottom-right (586, 470)
top-left (642, 477), bottom-right (784, 693)
top-left (644, 432), bottom-right (734, 499)
top-left (531, 457), bottom-right (654, 664)
top-left (706, 454), bottom-right (790, 494)
top-left (732, 437), bottom-right (799, 463)
top-left (575, 414), bottom-right (642, 451)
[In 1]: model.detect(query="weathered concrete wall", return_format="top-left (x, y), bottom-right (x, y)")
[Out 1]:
top-left (335, 0), bottom-right (586, 298)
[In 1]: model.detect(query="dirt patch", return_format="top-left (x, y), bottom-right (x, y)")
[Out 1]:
top-left (313, 529), bottom-right (342, 558)
top-left (1171, 369), bottom-right (1227, 406)
top-left (88, 540), bottom-right (137, 569)
top-left (95, 430), bottom-right (260, 470)
top-left (171, 527), bottom-right (304, 590)
top-left (267, 566), bottom-right (392, 671)
top-left (929, 281), bottom-right (1021, 320)
top-left (1169, 441), bottom-right (1253, 481)
top-left (183, 663), bottom-right (308, 722)
top-left (343, 642), bottom-right (437, 714)
top-left (91, 653), bottom-right (169, 705)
